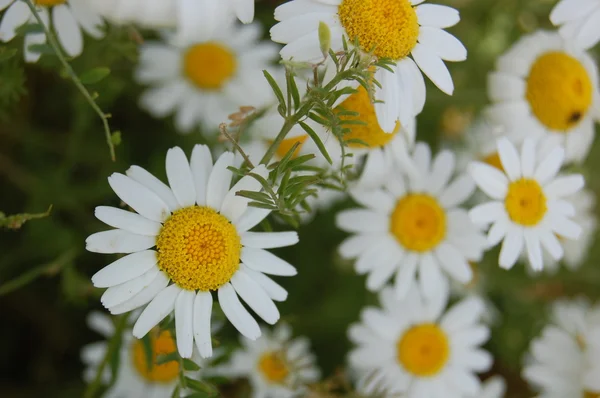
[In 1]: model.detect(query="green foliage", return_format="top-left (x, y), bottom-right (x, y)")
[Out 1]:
top-left (0, 205), bottom-right (52, 230)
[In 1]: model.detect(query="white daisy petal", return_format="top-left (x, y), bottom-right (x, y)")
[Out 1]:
top-left (374, 66), bottom-right (403, 133)
top-left (241, 231), bottom-right (299, 249)
top-left (92, 250), bottom-right (157, 288)
top-left (126, 165), bottom-right (179, 212)
top-left (190, 144), bottom-right (213, 206)
top-left (538, 229), bottom-right (564, 261)
top-left (533, 146), bottom-right (565, 185)
top-left (175, 289), bottom-right (195, 358)
top-left (0, 1), bottom-right (31, 42)
top-left (235, 207), bottom-right (271, 232)
top-left (418, 27), bottom-right (466, 62)
top-left (101, 268), bottom-right (160, 308)
top-left (240, 264), bottom-right (288, 302)
top-left (419, 254), bottom-right (449, 300)
top-left (497, 137), bottom-right (521, 181)
top-left (53, 5), bottom-right (83, 57)
top-left (469, 201), bottom-right (504, 225)
top-left (416, 4), bottom-right (460, 28)
top-left (220, 165), bottom-right (269, 223)
top-left (520, 138), bottom-right (536, 178)
top-left (230, 269), bottom-right (280, 324)
top-left (166, 146), bottom-right (196, 208)
top-left (487, 218), bottom-right (509, 246)
top-left (109, 271), bottom-right (170, 315)
top-left (550, 0), bottom-right (599, 24)
top-left (336, 209), bottom-right (389, 233)
top-left (193, 291), bottom-right (213, 358)
top-left (468, 162), bottom-right (508, 199)
top-left (206, 152), bottom-right (235, 210)
top-left (108, 173), bottom-right (171, 222)
top-left (94, 206), bottom-right (162, 236)
top-left (86, 230), bottom-right (156, 254)
top-left (241, 247), bottom-right (297, 276)
top-left (438, 174), bottom-right (475, 208)
top-left (575, 8), bottom-right (600, 49)
top-left (435, 243), bottom-right (472, 283)
top-left (499, 227), bottom-right (524, 269)
top-left (395, 253), bottom-right (418, 299)
top-left (218, 282), bottom-right (261, 340)
top-left (524, 229), bottom-right (543, 271)
top-left (544, 175), bottom-right (585, 199)
top-left (427, 150), bottom-right (455, 196)
top-left (440, 296), bottom-right (484, 332)
top-left (411, 42), bottom-right (454, 95)
top-left (233, 0), bottom-right (254, 23)
top-left (132, 284), bottom-right (180, 338)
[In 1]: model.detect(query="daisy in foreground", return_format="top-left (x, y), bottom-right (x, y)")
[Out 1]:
top-left (82, 312), bottom-right (207, 397)
top-left (86, 0), bottom-right (254, 37)
top-left (213, 323), bottom-right (320, 397)
top-left (550, 0), bottom-right (600, 50)
top-left (523, 299), bottom-right (600, 398)
top-left (270, 0), bottom-right (467, 131)
top-left (135, 21), bottom-right (277, 133)
top-left (86, 145), bottom-right (298, 359)
top-left (336, 142), bottom-right (487, 299)
top-left (349, 286), bottom-right (492, 397)
top-left (0, 0), bottom-right (104, 62)
top-left (486, 30), bottom-right (600, 163)
top-left (468, 137), bottom-right (584, 271)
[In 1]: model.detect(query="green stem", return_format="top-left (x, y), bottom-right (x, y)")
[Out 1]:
top-left (83, 314), bottom-right (129, 398)
top-left (23, 0), bottom-right (116, 161)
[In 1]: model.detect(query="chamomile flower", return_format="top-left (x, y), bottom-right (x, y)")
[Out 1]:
top-left (523, 299), bottom-right (600, 398)
top-left (0, 0), bottom-right (104, 62)
top-left (85, 0), bottom-right (254, 36)
top-left (82, 312), bottom-right (206, 397)
top-left (550, 0), bottom-right (600, 50)
top-left (135, 22), bottom-right (277, 134)
top-left (213, 323), bottom-right (320, 397)
top-left (86, 145), bottom-right (299, 359)
top-left (486, 31), bottom-right (600, 163)
top-left (349, 286), bottom-right (492, 397)
top-left (270, 0), bottom-right (466, 132)
top-left (468, 137), bottom-right (585, 271)
top-left (336, 142), bottom-right (487, 300)
top-left (477, 376), bottom-right (506, 398)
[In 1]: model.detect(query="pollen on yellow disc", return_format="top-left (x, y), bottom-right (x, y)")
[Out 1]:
top-left (338, 0), bottom-right (419, 60)
top-left (336, 85), bottom-right (399, 148)
top-left (156, 206), bottom-right (241, 291)
top-left (35, 0), bottom-right (66, 5)
top-left (504, 179), bottom-right (547, 226)
top-left (183, 42), bottom-right (237, 90)
top-left (482, 152), bottom-right (504, 171)
top-left (271, 135), bottom-right (309, 160)
top-left (397, 324), bottom-right (450, 377)
top-left (258, 351), bottom-right (289, 384)
top-left (390, 194), bottom-right (447, 252)
top-left (526, 51), bottom-right (593, 131)
top-left (584, 392), bottom-right (600, 398)
top-left (132, 330), bottom-right (180, 383)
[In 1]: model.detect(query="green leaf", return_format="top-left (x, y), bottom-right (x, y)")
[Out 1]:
top-left (0, 48), bottom-right (18, 62)
top-left (171, 384), bottom-right (181, 398)
top-left (235, 190), bottom-right (273, 203)
top-left (110, 131), bottom-right (122, 146)
top-left (184, 377), bottom-right (218, 395)
top-left (0, 205), bottom-right (52, 230)
top-left (248, 201), bottom-right (278, 210)
top-left (16, 23), bottom-right (45, 35)
top-left (263, 70), bottom-right (286, 111)
top-left (79, 67), bottom-right (111, 84)
top-left (287, 71), bottom-right (301, 110)
top-left (27, 43), bottom-right (55, 55)
top-left (183, 358), bottom-right (201, 371)
top-left (299, 121), bottom-right (333, 164)
top-left (141, 334), bottom-right (154, 373)
top-left (156, 352), bottom-right (179, 365)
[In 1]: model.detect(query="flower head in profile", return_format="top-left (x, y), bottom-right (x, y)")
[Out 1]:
top-left (213, 323), bottom-right (320, 397)
top-left (135, 21), bottom-right (277, 133)
top-left (550, 0), bottom-right (600, 50)
top-left (336, 142), bottom-right (487, 300)
top-left (523, 299), bottom-right (600, 398)
top-left (86, 145), bottom-right (298, 359)
top-left (468, 137), bottom-right (584, 271)
top-left (348, 286), bottom-right (492, 397)
top-left (486, 31), bottom-right (600, 164)
top-left (271, 0), bottom-right (466, 132)
top-left (0, 0), bottom-right (105, 62)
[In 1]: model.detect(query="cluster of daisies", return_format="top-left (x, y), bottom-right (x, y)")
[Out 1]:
top-left (3, 0), bottom-right (600, 396)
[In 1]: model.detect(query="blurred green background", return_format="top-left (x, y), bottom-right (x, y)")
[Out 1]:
top-left (1, 0), bottom-right (600, 396)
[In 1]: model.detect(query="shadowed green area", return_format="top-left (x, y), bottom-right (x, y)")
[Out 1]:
top-left (0, 0), bottom-right (599, 397)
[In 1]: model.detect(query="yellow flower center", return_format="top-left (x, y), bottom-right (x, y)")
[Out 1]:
top-left (336, 85), bottom-right (399, 148)
top-left (397, 324), bottom-right (450, 377)
top-left (183, 42), bottom-right (237, 90)
top-left (526, 51), bottom-right (593, 131)
top-left (390, 194), bottom-right (447, 252)
top-left (271, 135), bottom-right (309, 160)
top-left (584, 392), bottom-right (600, 398)
top-left (338, 0), bottom-right (419, 60)
top-left (132, 330), bottom-right (180, 383)
top-left (258, 351), bottom-right (289, 384)
top-left (504, 179), bottom-right (547, 226)
top-left (35, 0), bottom-right (66, 5)
top-left (482, 151), bottom-right (504, 172)
top-left (156, 206), bottom-right (241, 291)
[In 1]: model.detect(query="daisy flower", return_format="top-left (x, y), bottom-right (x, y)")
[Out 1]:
top-left (86, 145), bottom-right (299, 359)
top-left (468, 137), bottom-right (585, 271)
top-left (520, 188), bottom-right (597, 274)
top-left (86, 0), bottom-right (254, 36)
top-left (550, 0), bottom-right (600, 50)
top-left (0, 0), bottom-right (104, 62)
top-left (523, 299), bottom-right (600, 398)
top-left (82, 312), bottom-right (209, 397)
top-left (486, 31), bottom-right (600, 164)
top-left (336, 141), bottom-right (487, 300)
top-left (135, 22), bottom-right (278, 134)
top-left (349, 286), bottom-right (492, 397)
top-left (270, 0), bottom-right (467, 132)
top-left (213, 323), bottom-right (320, 397)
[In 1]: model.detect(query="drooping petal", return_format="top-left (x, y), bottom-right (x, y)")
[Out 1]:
top-left (218, 283), bottom-right (261, 339)
top-left (133, 284), bottom-right (180, 338)
top-left (193, 291), bottom-right (213, 358)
